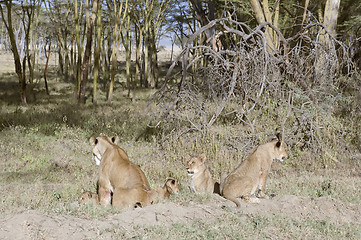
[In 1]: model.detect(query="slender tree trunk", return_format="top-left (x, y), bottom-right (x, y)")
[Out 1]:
top-left (92, 1), bottom-right (102, 104)
top-left (0, 2), bottom-right (26, 104)
top-left (249, 0), bottom-right (276, 52)
top-left (107, 0), bottom-right (128, 104)
top-left (108, 22), bottom-right (119, 104)
top-left (316, 0), bottom-right (341, 83)
top-left (151, 29), bottom-right (158, 88)
top-left (43, 41), bottom-right (51, 95)
top-left (121, 12), bottom-right (132, 98)
top-left (79, 0), bottom-right (98, 105)
top-left (135, 28), bottom-right (141, 89)
top-left (144, 21), bottom-right (150, 88)
top-left (74, 0), bottom-right (83, 99)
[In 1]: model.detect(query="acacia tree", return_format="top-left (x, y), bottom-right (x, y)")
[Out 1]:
top-left (20, 0), bottom-right (41, 102)
top-left (44, 0), bottom-right (73, 79)
top-left (92, 0), bottom-right (102, 104)
top-left (120, 7), bottom-right (133, 99)
top-left (107, 0), bottom-right (128, 104)
top-left (248, 0), bottom-right (279, 52)
top-left (315, 0), bottom-right (341, 82)
top-left (0, 1), bottom-right (26, 104)
top-left (78, 0), bottom-right (100, 105)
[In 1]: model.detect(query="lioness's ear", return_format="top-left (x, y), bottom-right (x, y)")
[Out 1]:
top-left (276, 141), bottom-right (281, 148)
top-left (198, 154), bottom-right (207, 163)
top-left (89, 136), bottom-right (97, 146)
top-left (276, 132), bottom-right (281, 141)
top-left (111, 136), bottom-right (120, 145)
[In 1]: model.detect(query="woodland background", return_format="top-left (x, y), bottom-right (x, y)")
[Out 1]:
top-left (0, 0), bottom-right (360, 239)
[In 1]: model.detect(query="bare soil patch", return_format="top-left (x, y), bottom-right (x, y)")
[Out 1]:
top-left (1, 194), bottom-right (360, 239)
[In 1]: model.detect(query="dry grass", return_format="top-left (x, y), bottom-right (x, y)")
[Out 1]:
top-left (0, 52), bottom-right (360, 239)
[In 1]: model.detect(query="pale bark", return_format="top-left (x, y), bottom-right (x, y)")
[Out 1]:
top-left (92, 0), bottom-right (102, 104)
top-left (120, 11), bottom-right (132, 99)
top-left (249, 0), bottom-right (276, 52)
top-left (316, 0), bottom-right (341, 83)
top-left (321, 0), bottom-right (341, 47)
top-left (108, 0), bottom-right (128, 104)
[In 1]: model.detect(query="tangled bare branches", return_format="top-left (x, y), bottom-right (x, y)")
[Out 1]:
top-left (150, 17), bottom-right (357, 155)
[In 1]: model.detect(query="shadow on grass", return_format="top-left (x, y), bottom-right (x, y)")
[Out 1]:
top-left (0, 70), bottom-right (159, 141)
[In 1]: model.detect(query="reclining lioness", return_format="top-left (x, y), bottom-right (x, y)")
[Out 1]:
top-left (89, 136), bottom-right (152, 209)
top-left (221, 133), bottom-right (288, 207)
top-left (186, 154), bottom-right (220, 194)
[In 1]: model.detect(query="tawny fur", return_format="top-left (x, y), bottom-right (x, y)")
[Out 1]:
top-left (151, 177), bottom-right (180, 202)
top-left (186, 154), bottom-right (220, 194)
top-left (221, 137), bottom-right (288, 207)
top-left (78, 191), bottom-right (99, 205)
top-left (89, 136), bottom-right (151, 209)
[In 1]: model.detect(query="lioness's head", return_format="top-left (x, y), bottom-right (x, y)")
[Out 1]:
top-left (165, 177), bottom-right (180, 194)
top-left (273, 133), bottom-right (288, 162)
top-left (89, 136), bottom-right (120, 165)
top-left (186, 154), bottom-right (207, 176)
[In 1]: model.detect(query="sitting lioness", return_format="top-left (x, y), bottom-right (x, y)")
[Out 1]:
top-left (78, 191), bottom-right (99, 205)
top-left (186, 154), bottom-right (220, 194)
top-left (151, 177), bottom-right (180, 202)
top-left (89, 136), bottom-right (152, 209)
top-left (221, 133), bottom-right (288, 207)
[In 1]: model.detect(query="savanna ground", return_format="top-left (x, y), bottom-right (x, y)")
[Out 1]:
top-left (0, 51), bottom-right (360, 240)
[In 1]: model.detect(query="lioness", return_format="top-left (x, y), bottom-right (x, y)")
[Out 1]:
top-left (186, 154), bottom-right (220, 194)
top-left (89, 136), bottom-right (151, 208)
top-left (78, 191), bottom-right (99, 205)
top-left (151, 177), bottom-right (180, 201)
top-left (221, 133), bottom-right (288, 207)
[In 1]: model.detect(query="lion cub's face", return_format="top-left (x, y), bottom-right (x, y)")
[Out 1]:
top-left (165, 178), bottom-right (180, 194)
top-left (89, 136), bottom-right (119, 165)
top-left (186, 154), bottom-right (207, 176)
top-left (78, 191), bottom-right (98, 205)
top-left (274, 140), bottom-right (288, 162)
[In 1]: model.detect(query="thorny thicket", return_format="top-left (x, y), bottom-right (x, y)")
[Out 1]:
top-left (150, 16), bottom-right (360, 163)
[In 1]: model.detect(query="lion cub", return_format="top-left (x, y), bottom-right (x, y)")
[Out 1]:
top-left (78, 191), bottom-right (99, 205)
top-left (221, 134), bottom-right (288, 207)
top-left (186, 154), bottom-right (220, 194)
top-left (151, 177), bottom-right (180, 201)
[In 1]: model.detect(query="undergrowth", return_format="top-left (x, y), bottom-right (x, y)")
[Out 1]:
top-left (0, 64), bottom-right (360, 239)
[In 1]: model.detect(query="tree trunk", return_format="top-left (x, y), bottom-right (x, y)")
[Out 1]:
top-left (43, 41), bottom-right (51, 95)
top-left (74, 0), bottom-right (84, 99)
top-left (121, 11), bottom-right (132, 98)
top-left (107, 0), bottom-right (128, 104)
top-left (79, 0), bottom-right (99, 105)
top-left (249, 0), bottom-right (276, 53)
top-left (144, 21), bottom-right (150, 88)
top-left (316, 0), bottom-right (341, 83)
top-left (0, 2), bottom-right (26, 104)
top-left (108, 22), bottom-right (119, 104)
top-left (92, 0), bottom-right (102, 105)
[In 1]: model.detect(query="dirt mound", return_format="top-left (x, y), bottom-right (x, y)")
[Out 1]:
top-left (0, 195), bottom-right (360, 239)
top-left (217, 194), bottom-right (361, 224)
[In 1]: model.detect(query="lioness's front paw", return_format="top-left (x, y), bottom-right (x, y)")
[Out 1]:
top-left (249, 197), bottom-right (261, 204)
top-left (257, 192), bottom-right (269, 199)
